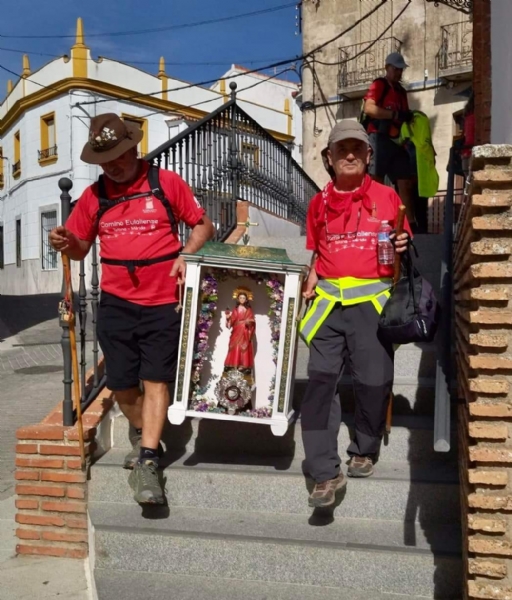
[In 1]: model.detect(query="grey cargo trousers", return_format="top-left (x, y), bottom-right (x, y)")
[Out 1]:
top-left (301, 301), bottom-right (394, 483)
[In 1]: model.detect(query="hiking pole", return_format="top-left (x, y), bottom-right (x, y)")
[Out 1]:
top-left (61, 254), bottom-right (86, 471)
top-left (386, 205), bottom-right (407, 435)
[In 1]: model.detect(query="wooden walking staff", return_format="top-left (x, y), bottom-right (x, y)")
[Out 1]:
top-left (385, 204), bottom-right (407, 435)
top-left (60, 254), bottom-right (86, 471)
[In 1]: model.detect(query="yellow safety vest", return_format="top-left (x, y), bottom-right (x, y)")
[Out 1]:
top-left (299, 277), bottom-right (391, 345)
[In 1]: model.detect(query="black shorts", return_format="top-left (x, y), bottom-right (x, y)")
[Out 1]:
top-left (369, 132), bottom-right (415, 182)
top-left (97, 291), bottom-right (181, 391)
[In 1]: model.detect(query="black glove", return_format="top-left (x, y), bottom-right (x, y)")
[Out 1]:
top-left (397, 109), bottom-right (414, 123)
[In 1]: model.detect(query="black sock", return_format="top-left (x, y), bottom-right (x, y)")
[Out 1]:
top-left (139, 447), bottom-right (159, 464)
top-left (135, 427), bottom-right (142, 436)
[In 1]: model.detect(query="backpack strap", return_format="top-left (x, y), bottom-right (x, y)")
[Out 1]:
top-left (147, 165), bottom-right (179, 236)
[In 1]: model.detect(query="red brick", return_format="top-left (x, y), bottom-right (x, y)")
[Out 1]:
top-left (42, 530), bottom-right (88, 543)
top-left (16, 426), bottom-right (66, 441)
top-left (66, 517), bottom-right (88, 530)
top-left (67, 487), bottom-right (85, 500)
top-left (41, 501), bottom-right (86, 514)
top-left (15, 444), bottom-right (38, 454)
top-left (15, 458), bottom-right (64, 469)
top-left (15, 484), bottom-right (66, 498)
top-left (39, 444), bottom-right (84, 457)
top-left (16, 528), bottom-right (40, 541)
top-left (15, 499), bottom-right (39, 510)
top-left (41, 471), bottom-right (86, 484)
top-left (16, 544), bottom-right (87, 559)
top-left (16, 514), bottom-right (65, 527)
top-left (66, 427), bottom-right (96, 442)
top-left (66, 459), bottom-right (86, 470)
top-left (15, 471), bottom-right (40, 481)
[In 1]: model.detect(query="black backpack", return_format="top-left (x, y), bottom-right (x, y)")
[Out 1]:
top-left (378, 250), bottom-right (440, 345)
top-left (95, 165), bottom-right (181, 273)
top-left (359, 77), bottom-right (407, 132)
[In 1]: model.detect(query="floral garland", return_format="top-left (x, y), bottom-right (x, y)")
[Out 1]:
top-left (189, 268), bottom-right (284, 419)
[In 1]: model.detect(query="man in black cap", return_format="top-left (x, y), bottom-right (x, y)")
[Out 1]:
top-left (300, 120), bottom-right (411, 508)
top-left (50, 113), bottom-right (214, 504)
top-left (363, 52), bottom-right (416, 227)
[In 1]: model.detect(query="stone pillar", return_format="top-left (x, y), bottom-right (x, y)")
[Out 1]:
top-left (455, 145), bottom-right (512, 599)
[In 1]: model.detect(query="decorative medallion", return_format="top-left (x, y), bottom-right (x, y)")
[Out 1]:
top-left (215, 370), bottom-right (252, 415)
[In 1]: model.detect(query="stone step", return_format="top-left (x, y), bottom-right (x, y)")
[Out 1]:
top-left (90, 450), bottom-right (460, 523)
top-left (90, 505), bottom-right (461, 598)
top-left (94, 569), bottom-right (437, 600)
top-left (113, 414), bottom-right (456, 463)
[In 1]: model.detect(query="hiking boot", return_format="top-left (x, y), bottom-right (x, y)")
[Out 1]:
top-left (128, 460), bottom-right (165, 504)
top-left (348, 455), bottom-right (374, 478)
top-left (308, 472), bottom-right (347, 508)
top-left (123, 433), bottom-right (142, 470)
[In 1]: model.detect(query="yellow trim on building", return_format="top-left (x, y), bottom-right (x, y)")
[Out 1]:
top-left (13, 131), bottom-right (21, 179)
top-left (0, 146), bottom-right (4, 189)
top-left (220, 79), bottom-right (229, 103)
top-left (121, 113), bottom-right (149, 157)
top-left (71, 18), bottom-right (88, 79)
top-left (39, 112), bottom-right (58, 166)
top-left (157, 57), bottom-right (168, 101)
top-left (284, 98), bottom-right (292, 137)
top-left (6, 80), bottom-right (13, 95)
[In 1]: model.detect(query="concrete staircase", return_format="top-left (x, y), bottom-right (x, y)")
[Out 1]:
top-left (88, 234), bottom-right (462, 599)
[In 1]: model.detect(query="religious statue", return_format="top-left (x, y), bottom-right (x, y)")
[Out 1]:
top-left (216, 286), bottom-right (256, 414)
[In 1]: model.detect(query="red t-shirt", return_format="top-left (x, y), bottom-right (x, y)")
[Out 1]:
top-left (66, 161), bottom-right (205, 306)
top-left (364, 78), bottom-right (409, 136)
top-left (306, 179), bottom-right (411, 280)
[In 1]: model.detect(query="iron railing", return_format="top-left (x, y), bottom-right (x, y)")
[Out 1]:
top-left (428, 188), bottom-right (465, 234)
top-left (12, 160), bottom-right (21, 176)
top-left (59, 178), bottom-right (106, 426)
top-left (146, 83), bottom-right (317, 242)
top-left (438, 21), bottom-right (473, 74)
top-left (426, 0), bottom-right (472, 15)
top-left (59, 82), bottom-right (318, 425)
top-left (38, 145), bottom-right (58, 161)
top-left (338, 37), bottom-right (402, 92)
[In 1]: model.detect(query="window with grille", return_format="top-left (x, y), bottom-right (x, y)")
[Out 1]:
top-left (0, 225), bottom-right (4, 269)
top-left (39, 113), bottom-right (58, 163)
top-left (41, 210), bottom-right (58, 270)
top-left (16, 218), bottom-right (21, 267)
top-left (359, 0), bottom-right (393, 42)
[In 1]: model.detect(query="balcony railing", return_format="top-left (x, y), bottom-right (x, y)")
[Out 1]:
top-left (38, 145), bottom-right (58, 161)
top-left (426, 0), bottom-right (472, 15)
top-left (438, 21), bottom-right (473, 80)
top-left (338, 37), bottom-right (402, 96)
top-left (12, 160), bottom-right (21, 176)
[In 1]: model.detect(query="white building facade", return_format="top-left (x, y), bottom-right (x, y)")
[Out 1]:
top-left (0, 19), bottom-right (302, 296)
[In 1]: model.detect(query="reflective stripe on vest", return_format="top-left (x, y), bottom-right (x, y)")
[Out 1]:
top-left (299, 277), bottom-right (392, 345)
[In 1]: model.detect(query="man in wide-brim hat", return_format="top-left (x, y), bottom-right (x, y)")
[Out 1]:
top-left (50, 113), bottom-right (214, 504)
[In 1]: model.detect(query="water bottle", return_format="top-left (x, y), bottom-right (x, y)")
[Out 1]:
top-left (377, 221), bottom-right (394, 265)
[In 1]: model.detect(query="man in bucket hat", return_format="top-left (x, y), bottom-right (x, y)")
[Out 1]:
top-left (50, 113), bottom-right (214, 504)
top-left (362, 52), bottom-right (416, 228)
top-left (300, 120), bottom-right (410, 507)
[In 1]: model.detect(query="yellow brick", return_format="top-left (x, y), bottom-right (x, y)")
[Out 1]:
top-left (469, 537), bottom-right (512, 556)
top-left (469, 334), bottom-right (509, 348)
top-left (471, 263), bottom-right (512, 277)
top-left (472, 193), bottom-right (512, 207)
top-left (473, 169), bottom-right (512, 183)
top-left (470, 447), bottom-right (512, 463)
top-left (469, 423), bottom-right (509, 440)
top-left (473, 216), bottom-right (512, 231)
top-left (469, 558), bottom-right (507, 579)
top-left (470, 288), bottom-right (511, 301)
top-left (469, 311), bottom-right (512, 325)
top-left (469, 380), bottom-right (510, 394)
top-left (470, 403), bottom-right (512, 418)
top-left (468, 580), bottom-right (512, 599)
top-left (469, 493), bottom-right (512, 510)
top-left (469, 356), bottom-right (512, 370)
top-left (468, 515), bottom-right (507, 533)
top-left (468, 470), bottom-right (508, 486)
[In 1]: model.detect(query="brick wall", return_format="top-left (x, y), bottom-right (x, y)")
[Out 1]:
top-left (455, 144), bottom-right (512, 599)
top-left (14, 389), bottom-right (113, 558)
top-left (473, 0), bottom-right (492, 145)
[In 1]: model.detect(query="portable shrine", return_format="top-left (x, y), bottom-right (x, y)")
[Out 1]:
top-left (168, 242), bottom-right (307, 436)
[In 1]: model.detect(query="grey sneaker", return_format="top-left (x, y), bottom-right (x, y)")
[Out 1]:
top-left (123, 433), bottom-right (142, 470)
top-left (348, 455), bottom-right (374, 478)
top-left (128, 460), bottom-right (165, 504)
top-left (308, 472), bottom-right (347, 508)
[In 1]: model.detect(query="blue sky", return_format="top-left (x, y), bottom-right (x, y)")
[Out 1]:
top-left (0, 0), bottom-right (302, 93)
